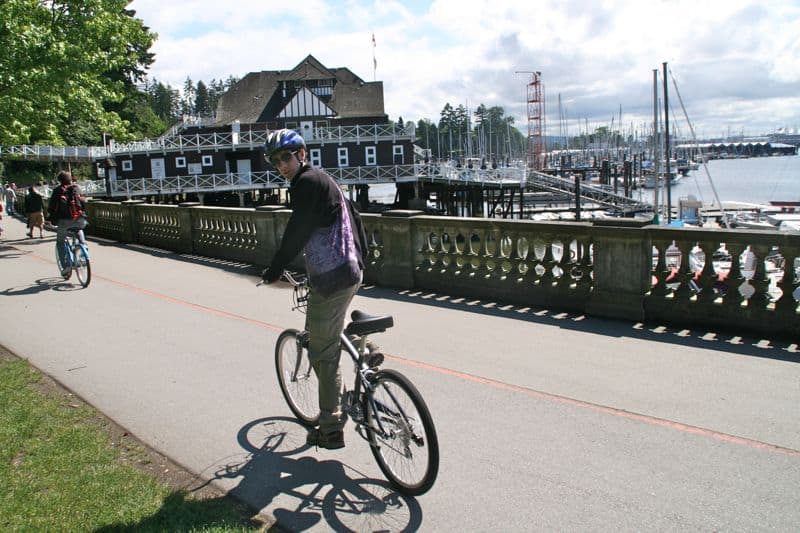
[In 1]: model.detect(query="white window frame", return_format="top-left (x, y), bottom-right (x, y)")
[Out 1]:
top-left (121, 160), bottom-right (133, 172)
top-left (365, 146), bottom-right (377, 166)
top-left (285, 121), bottom-right (299, 130)
top-left (309, 148), bottom-right (322, 167)
top-left (175, 156), bottom-right (187, 168)
top-left (337, 147), bottom-right (349, 167)
top-left (201, 155), bottom-right (214, 167)
top-left (393, 145), bottom-right (404, 164)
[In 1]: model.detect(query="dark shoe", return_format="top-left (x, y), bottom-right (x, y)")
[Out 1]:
top-left (306, 428), bottom-right (345, 449)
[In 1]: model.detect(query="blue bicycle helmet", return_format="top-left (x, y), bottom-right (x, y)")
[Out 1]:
top-left (264, 129), bottom-right (306, 158)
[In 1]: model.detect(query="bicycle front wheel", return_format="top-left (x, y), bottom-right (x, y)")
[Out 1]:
top-left (275, 329), bottom-right (319, 426)
top-left (73, 245), bottom-right (91, 287)
top-left (365, 369), bottom-right (439, 495)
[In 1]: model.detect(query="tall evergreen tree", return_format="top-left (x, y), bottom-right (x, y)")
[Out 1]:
top-left (180, 77), bottom-right (196, 116)
top-left (195, 80), bottom-right (210, 116)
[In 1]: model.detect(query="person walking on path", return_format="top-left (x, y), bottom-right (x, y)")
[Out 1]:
top-left (4, 183), bottom-right (17, 216)
top-left (24, 186), bottom-right (45, 238)
top-left (260, 129), bottom-right (364, 450)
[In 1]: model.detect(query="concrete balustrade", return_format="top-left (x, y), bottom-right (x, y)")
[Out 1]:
top-left (85, 200), bottom-right (800, 339)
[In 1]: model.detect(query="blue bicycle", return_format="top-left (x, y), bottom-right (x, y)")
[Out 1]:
top-left (56, 228), bottom-right (91, 287)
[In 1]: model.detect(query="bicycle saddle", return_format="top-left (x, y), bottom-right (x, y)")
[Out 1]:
top-left (344, 310), bottom-right (394, 336)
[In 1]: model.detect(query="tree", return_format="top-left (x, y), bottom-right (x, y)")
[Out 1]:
top-left (195, 81), bottom-right (210, 116)
top-left (0, 0), bottom-right (157, 145)
top-left (180, 77), bottom-right (196, 116)
top-left (148, 80), bottom-right (180, 123)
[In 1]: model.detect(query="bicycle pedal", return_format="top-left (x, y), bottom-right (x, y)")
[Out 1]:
top-left (366, 351), bottom-right (384, 368)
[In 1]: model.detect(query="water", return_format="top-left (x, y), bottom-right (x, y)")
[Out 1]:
top-left (366, 155), bottom-right (800, 208)
top-left (645, 155), bottom-right (800, 207)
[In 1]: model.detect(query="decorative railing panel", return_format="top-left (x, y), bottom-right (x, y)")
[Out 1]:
top-left (358, 213), bottom-right (386, 284)
top-left (134, 205), bottom-right (183, 252)
top-left (646, 226), bottom-right (799, 335)
top-left (87, 201), bottom-right (128, 241)
top-left (410, 217), bottom-right (594, 310)
top-left (191, 208), bottom-right (260, 264)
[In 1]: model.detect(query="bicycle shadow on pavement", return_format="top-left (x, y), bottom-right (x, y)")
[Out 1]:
top-left (0, 243), bottom-right (32, 260)
top-left (0, 277), bottom-right (72, 296)
top-left (190, 416), bottom-right (424, 532)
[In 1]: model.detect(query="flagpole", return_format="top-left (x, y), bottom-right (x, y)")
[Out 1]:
top-left (371, 32), bottom-right (376, 81)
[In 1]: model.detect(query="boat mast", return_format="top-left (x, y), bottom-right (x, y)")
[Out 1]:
top-left (663, 62), bottom-right (672, 223)
top-left (668, 66), bottom-right (730, 228)
top-left (652, 69), bottom-right (660, 224)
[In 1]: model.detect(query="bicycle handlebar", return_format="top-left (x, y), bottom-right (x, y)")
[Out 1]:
top-left (256, 270), bottom-right (307, 288)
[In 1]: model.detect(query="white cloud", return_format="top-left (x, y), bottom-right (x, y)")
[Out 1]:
top-left (129, 0), bottom-right (800, 136)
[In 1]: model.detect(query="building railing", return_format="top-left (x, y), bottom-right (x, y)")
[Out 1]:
top-left (101, 164), bottom-right (542, 198)
top-left (310, 123), bottom-right (416, 143)
top-left (109, 123), bottom-right (416, 155)
top-left (0, 144), bottom-right (108, 162)
top-left (84, 201), bottom-right (800, 339)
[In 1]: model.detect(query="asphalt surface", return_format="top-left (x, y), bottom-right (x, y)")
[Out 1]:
top-left (1, 213), bottom-right (799, 532)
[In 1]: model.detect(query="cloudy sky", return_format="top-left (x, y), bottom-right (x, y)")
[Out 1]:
top-left (128, 0), bottom-right (800, 140)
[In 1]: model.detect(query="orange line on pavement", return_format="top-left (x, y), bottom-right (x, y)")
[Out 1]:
top-left (99, 276), bottom-right (285, 332)
top-left (385, 353), bottom-right (800, 458)
top-left (27, 247), bottom-right (284, 332)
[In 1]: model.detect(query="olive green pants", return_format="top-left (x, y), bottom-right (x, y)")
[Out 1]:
top-left (305, 275), bottom-right (361, 433)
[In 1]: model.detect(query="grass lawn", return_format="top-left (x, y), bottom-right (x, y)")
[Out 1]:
top-left (0, 349), bottom-right (270, 532)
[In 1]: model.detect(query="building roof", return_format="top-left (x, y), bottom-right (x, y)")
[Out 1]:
top-left (215, 54), bottom-right (386, 125)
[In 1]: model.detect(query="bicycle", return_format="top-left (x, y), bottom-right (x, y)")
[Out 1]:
top-left (264, 271), bottom-right (439, 496)
top-left (56, 227), bottom-right (91, 287)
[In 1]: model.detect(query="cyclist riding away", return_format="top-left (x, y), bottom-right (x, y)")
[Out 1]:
top-left (48, 171), bottom-right (88, 274)
top-left (260, 129), bottom-right (365, 449)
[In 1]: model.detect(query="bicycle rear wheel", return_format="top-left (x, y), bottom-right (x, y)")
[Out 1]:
top-left (73, 245), bottom-right (91, 287)
top-left (275, 329), bottom-right (319, 426)
top-left (365, 369), bottom-right (439, 495)
top-left (55, 242), bottom-right (71, 280)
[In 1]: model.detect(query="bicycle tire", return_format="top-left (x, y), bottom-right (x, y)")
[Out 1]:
top-left (73, 245), bottom-right (91, 287)
top-left (365, 369), bottom-right (439, 495)
top-left (275, 329), bottom-right (319, 427)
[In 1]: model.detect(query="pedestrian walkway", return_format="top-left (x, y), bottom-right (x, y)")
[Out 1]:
top-left (1, 213), bottom-right (799, 531)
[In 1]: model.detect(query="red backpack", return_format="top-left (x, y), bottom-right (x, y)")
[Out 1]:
top-left (53, 185), bottom-right (84, 220)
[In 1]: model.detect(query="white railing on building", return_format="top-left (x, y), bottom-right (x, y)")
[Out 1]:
top-left (101, 162), bottom-right (529, 198)
top-left (0, 144), bottom-right (108, 162)
top-left (109, 123), bottom-right (416, 155)
top-left (1, 123), bottom-right (418, 162)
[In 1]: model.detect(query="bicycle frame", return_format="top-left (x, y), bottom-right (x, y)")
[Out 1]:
top-left (58, 230), bottom-right (88, 267)
top-left (340, 332), bottom-right (414, 443)
top-left (282, 271), bottom-right (410, 441)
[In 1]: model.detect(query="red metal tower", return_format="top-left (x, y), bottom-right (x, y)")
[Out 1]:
top-left (523, 71), bottom-right (545, 169)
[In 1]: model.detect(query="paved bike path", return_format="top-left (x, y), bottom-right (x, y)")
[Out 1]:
top-left (1, 214), bottom-right (799, 531)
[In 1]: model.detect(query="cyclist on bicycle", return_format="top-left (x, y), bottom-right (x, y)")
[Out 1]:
top-left (47, 171), bottom-right (87, 273)
top-left (261, 129), bottom-right (364, 450)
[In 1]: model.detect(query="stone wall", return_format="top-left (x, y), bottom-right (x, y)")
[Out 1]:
top-left (85, 200), bottom-right (800, 339)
